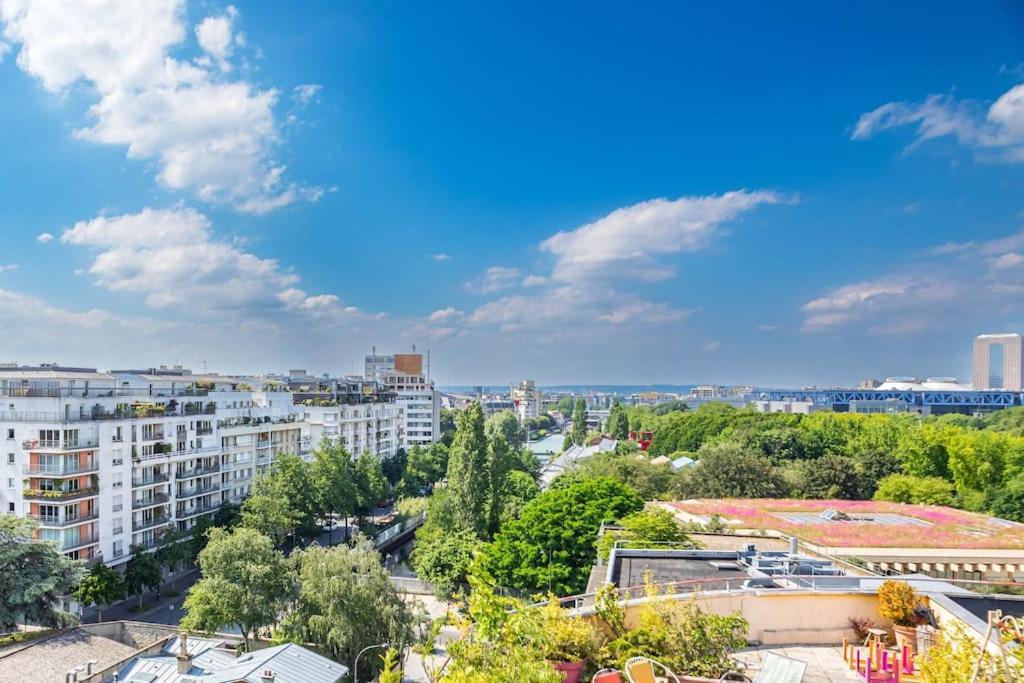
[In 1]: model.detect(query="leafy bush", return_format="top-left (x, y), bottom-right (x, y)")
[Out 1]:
top-left (877, 580), bottom-right (924, 627)
top-left (597, 584), bottom-right (747, 678)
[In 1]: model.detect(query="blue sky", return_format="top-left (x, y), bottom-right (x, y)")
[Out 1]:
top-left (1, 1), bottom-right (1023, 385)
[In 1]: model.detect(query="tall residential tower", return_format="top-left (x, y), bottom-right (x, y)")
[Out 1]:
top-left (973, 333), bottom-right (1024, 390)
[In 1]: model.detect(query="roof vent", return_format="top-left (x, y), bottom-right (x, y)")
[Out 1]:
top-left (261, 670), bottom-right (275, 682)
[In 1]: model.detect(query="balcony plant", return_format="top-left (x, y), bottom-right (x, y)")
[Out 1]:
top-left (877, 579), bottom-right (927, 652)
top-left (535, 597), bottom-right (601, 683)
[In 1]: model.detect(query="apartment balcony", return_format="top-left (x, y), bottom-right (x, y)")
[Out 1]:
top-left (27, 510), bottom-right (99, 527)
top-left (177, 482), bottom-right (220, 499)
top-left (176, 463), bottom-right (220, 479)
top-left (58, 532), bottom-right (100, 552)
top-left (22, 486), bottom-right (99, 502)
top-left (23, 460), bottom-right (99, 476)
top-left (22, 437), bottom-right (99, 452)
top-left (138, 443), bottom-right (219, 463)
top-left (132, 493), bottom-right (170, 510)
top-left (176, 501), bottom-right (220, 519)
top-left (196, 426), bottom-right (214, 436)
top-left (132, 471), bottom-right (170, 487)
top-left (132, 515), bottom-right (171, 532)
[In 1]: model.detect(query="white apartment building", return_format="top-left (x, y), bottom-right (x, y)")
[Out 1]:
top-left (510, 380), bottom-right (541, 422)
top-left (303, 402), bottom-right (399, 459)
top-left (0, 365), bottom-right (309, 570)
top-left (364, 351), bottom-right (439, 449)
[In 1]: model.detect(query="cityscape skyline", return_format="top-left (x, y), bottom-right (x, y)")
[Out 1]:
top-left (1, 2), bottom-right (1023, 385)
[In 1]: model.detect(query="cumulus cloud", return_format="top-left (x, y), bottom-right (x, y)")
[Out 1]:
top-left (466, 266), bottom-right (522, 294)
top-left (292, 83), bottom-right (322, 106)
top-left (0, 0), bottom-right (320, 212)
top-left (36, 232), bottom-right (53, 243)
top-left (801, 231), bottom-right (1024, 334)
top-left (540, 190), bottom-right (786, 283)
top-left (852, 83), bottom-right (1024, 162)
top-left (60, 207), bottom-right (365, 321)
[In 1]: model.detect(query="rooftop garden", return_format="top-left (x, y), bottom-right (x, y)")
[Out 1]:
top-left (670, 499), bottom-right (1024, 549)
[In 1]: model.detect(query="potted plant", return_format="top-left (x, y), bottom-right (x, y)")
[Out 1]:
top-left (538, 598), bottom-right (600, 683)
top-left (877, 580), bottom-right (927, 652)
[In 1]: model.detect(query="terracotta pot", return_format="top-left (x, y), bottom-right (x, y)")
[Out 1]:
top-left (893, 624), bottom-right (918, 654)
top-left (552, 660), bottom-right (586, 683)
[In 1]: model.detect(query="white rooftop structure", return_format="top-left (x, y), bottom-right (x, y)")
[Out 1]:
top-left (875, 376), bottom-right (971, 391)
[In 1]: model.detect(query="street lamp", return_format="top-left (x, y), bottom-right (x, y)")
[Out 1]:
top-left (353, 641), bottom-right (389, 682)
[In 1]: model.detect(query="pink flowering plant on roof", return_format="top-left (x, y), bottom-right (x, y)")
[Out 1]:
top-left (670, 499), bottom-right (1024, 549)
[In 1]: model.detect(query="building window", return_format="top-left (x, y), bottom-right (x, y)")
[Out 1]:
top-left (6, 478), bottom-right (13, 488)
top-left (6, 453), bottom-right (13, 464)
top-left (6, 429), bottom-right (13, 439)
top-left (990, 342), bottom-right (1005, 389)
top-left (7, 502), bottom-right (13, 512)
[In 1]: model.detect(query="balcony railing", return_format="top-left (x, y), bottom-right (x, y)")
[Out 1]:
top-left (176, 463), bottom-right (220, 479)
top-left (132, 515), bottom-right (171, 532)
top-left (23, 460), bottom-right (99, 476)
top-left (138, 444), bottom-right (219, 463)
top-left (176, 502), bottom-right (220, 519)
top-left (0, 402), bottom-right (216, 424)
top-left (58, 532), bottom-right (100, 551)
top-left (132, 472), bottom-right (170, 487)
top-left (0, 385), bottom-right (209, 399)
top-left (177, 483), bottom-right (220, 499)
top-left (28, 511), bottom-right (99, 527)
top-left (22, 437), bottom-right (99, 451)
top-left (132, 493), bottom-right (170, 510)
top-left (196, 426), bottom-right (213, 436)
top-left (22, 486), bottom-right (99, 501)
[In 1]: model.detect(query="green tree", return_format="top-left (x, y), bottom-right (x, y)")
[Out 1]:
top-left (483, 477), bottom-right (643, 594)
top-left (310, 439), bottom-right (357, 543)
top-left (554, 396), bottom-right (575, 415)
top-left (272, 452), bottom-right (320, 533)
top-left (181, 527), bottom-right (296, 651)
top-left (0, 516), bottom-right (83, 628)
top-left (398, 443), bottom-right (449, 497)
top-left (381, 448), bottom-right (408, 486)
top-left (242, 472), bottom-right (304, 548)
top-left (682, 443), bottom-right (788, 498)
top-left (155, 529), bottom-right (191, 591)
top-left (124, 544), bottom-right (162, 609)
top-left (598, 508), bottom-right (695, 560)
top-left (502, 469), bottom-right (541, 522)
top-left (282, 539), bottom-right (416, 681)
top-left (566, 398), bottom-right (589, 448)
top-left (606, 400), bottom-right (630, 440)
top-left (352, 451), bottom-right (388, 523)
top-left (854, 449), bottom-right (904, 499)
top-left (439, 407), bottom-right (458, 446)
top-left (561, 450), bottom-right (680, 499)
top-left (188, 514), bottom-right (214, 563)
top-left (796, 453), bottom-right (861, 499)
top-left (446, 402), bottom-right (491, 536)
top-left (486, 410), bottom-right (527, 451)
top-left (986, 473), bottom-right (1024, 522)
top-left (486, 435), bottom-right (515, 536)
top-left (873, 474), bottom-right (955, 506)
top-left (74, 563), bottom-right (125, 622)
top-left (411, 525), bottom-right (481, 597)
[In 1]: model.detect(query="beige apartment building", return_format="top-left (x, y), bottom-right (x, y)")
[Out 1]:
top-left (973, 333), bottom-right (1024, 390)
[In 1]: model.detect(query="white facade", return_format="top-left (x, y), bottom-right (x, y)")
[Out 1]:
top-left (0, 367), bottom-right (311, 569)
top-left (510, 379), bottom-right (541, 422)
top-left (303, 402), bottom-right (399, 459)
top-left (364, 352), bottom-right (440, 449)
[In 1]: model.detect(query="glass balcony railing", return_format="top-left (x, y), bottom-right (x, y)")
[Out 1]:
top-left (22, 486), bottom-right (99, 501)
top-left (28, 511), bottom-right (99, 527)
top-left (23, 460), bottom-right (99, 475)
top-left (132, 493), bottom-right (170, 510)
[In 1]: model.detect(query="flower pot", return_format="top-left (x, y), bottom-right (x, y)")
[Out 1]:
top-left (552, 660), bottom-right (585, 683)
top-left (893, 624), bottom-right (918, 654)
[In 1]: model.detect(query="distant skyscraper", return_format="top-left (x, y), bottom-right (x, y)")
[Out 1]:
top-left (973, 333), bottom-right (1024, 390)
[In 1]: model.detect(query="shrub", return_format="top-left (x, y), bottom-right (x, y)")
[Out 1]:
top-left (877, 580), bottom-right (924, 627)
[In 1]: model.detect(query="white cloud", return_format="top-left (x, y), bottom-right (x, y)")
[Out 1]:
top-left (852, 84), bottom-right (1024, 162)
top-left (195, 6), bottom-right (237, 71)
top-left (0, 0), bottom-right (319, 213)
top-left (0, 264), bottom-right (18, 272)
top-left (756, 324), bottom-right (777, 332)
top-left (702, 341), bottom-right (722, 352)
top-left (467, 266), bottom-right (522, 294)
top-left (292, 83), bottom-right (322, 106)
top-left (60, 207), bottom-right (366, 321)
top-left (521, 274), bottom-right (547, 287)
top-left (990, 252), bottom-right (1024, 271)
top-left (540, 190), bottom-right (786, 283)
top-left (429, 253), bottom-right (450, 262)
top-left (801, 231), bottom-right (1024, 334)
top-left (36, 232), bottom-right (53, 243)
top-left (429, 307), bottom-right (463, 323)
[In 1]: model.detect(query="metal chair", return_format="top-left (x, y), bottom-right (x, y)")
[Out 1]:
top-left (624, 656), bottom-right (680, 683)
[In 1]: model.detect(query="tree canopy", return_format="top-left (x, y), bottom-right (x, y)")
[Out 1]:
top-left (0, 516), bottom-right (82, 628)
